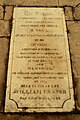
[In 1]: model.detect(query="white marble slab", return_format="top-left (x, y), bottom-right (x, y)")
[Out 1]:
top-left (5, 7), bottom-right (75, 112)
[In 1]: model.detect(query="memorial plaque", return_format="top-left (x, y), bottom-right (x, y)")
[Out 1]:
top-left (5, 7), bottom-right (75, 112)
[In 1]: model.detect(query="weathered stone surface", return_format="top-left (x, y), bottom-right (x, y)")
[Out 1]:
top-left (74, 4), bottom-right (80, 20)
top-left (0, 20), bottom-right (10, 37)
top-left (59, 0), bottom-right (80, 7)
top-left (4, 0), bottom-right (58, 6)
top-left (0, 114), bottom-right (80, 120)
top-left (71, 58), bottom-right (80, 79)
top-left (68, 35), bottom-right (80, 57)
top-left (0, 0), bottom-right (3, 5)
top-left (67, 21), bottom-right (80, 110)
top-left (4, 6), bottom-right (13, 20)
top-left (65, 7), bottom-right (73, 20)
top-left (0, 114), bottom-right (35, 120)
top-left (0, 38), bottom-right (9, 112)
top-left (76, 78), bottom-right (80, 109)
top-left (0, 6), bottom-right (4, 19)
top-left (67, 21), bottom-right (80, 77)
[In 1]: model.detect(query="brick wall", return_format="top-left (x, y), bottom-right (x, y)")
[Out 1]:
top-left (0, 0), bottom-right (80, 119)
